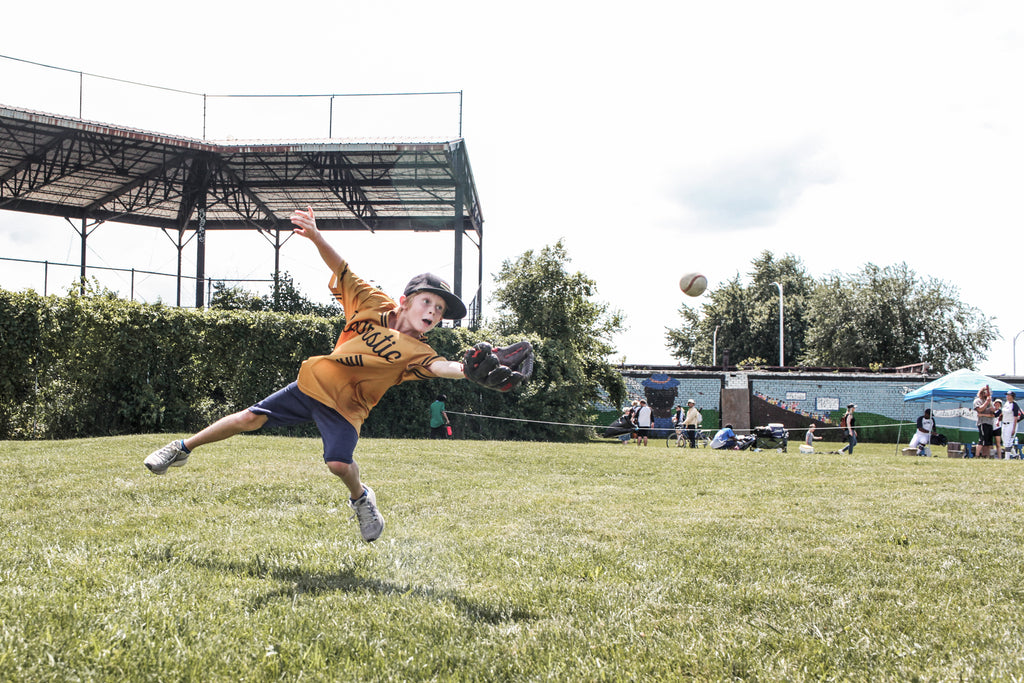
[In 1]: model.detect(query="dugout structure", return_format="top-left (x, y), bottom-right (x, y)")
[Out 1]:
top-left (0, 104), bottom-right (484, 324)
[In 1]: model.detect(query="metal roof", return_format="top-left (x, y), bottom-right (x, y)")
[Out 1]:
top-left (0, 104), bottom-right (484, 316)
top-left (0, 104), bottom-right (483, 233)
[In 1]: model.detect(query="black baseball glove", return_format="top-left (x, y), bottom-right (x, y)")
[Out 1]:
top-left (463, 341), bottom-right (534, 392)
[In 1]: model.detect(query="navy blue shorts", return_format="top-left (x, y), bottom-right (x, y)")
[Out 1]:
top-left (249, 382), bottom-right (359, 463)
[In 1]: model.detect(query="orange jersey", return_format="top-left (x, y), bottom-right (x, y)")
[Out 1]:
top-left (296, 261), bottom-right (443, 432)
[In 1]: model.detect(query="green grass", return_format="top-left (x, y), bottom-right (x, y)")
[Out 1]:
top-left (2, 436), bottom-right (1024, 681)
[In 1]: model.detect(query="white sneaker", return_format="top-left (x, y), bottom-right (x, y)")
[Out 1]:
top-left (350, 486), bottom-right (385, 542)
top-left (144, 440), bottom-right (190, 475)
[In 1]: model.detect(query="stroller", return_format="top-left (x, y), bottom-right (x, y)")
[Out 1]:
top-left (601, 415), bottom-right (634, 439)
top-left (752, 423), bottom-right (789, 452)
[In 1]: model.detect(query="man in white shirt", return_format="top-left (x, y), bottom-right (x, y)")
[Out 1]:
top-left (634, 399), bottom-right (653, 447)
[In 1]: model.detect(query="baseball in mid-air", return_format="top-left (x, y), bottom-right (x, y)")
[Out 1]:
top-left (679, 272), bottom-right (707, 297)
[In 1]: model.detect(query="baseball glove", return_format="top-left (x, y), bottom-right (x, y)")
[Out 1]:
top-left (463, 340), bottom-right (534, 392)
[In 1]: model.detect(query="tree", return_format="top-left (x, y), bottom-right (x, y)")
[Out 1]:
top-left (209, 281), bottom-right (267, 312)
top-left (269, 272), bottom-right (340, 317)
top-left (799, 263), bottom-right (996, 372)
top-left (666, 255), bottom-right (993, 372)
top-left (490, 240), bottom-right (627, 410)
top-left (665, 251), bottom-right (815, 366)
top-left (210, 272), bottom-right (340, 317)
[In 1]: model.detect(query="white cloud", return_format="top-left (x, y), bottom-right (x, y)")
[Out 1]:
top-left (668, 138), bottom-right (840, 230)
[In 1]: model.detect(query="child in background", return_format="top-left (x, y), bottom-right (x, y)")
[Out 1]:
top-left (804, 424), bottom-right (822, 452)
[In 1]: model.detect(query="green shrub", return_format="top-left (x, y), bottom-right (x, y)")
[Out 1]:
top-left (0, 290), bottom-right (340, 439)
top-left (1, 290), bottom-right (613, 442)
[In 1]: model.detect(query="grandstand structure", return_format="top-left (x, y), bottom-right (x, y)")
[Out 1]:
top-left (0, 104), bottom-right (484, 324)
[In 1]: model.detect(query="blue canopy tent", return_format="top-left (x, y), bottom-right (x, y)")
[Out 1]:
top-left (903, 369), bottom-right (1021, 403)
top-left (902, 369), bottom-right (1023, 456)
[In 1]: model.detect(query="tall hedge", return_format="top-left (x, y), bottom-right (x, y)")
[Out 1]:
top-left (0, 290), bottom-right (604, 441)
top-left (0, 290), bottom-right (336, 439)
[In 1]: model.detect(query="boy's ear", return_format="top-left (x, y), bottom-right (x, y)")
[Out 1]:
top-left (398, 295), bottom-right (407, 307)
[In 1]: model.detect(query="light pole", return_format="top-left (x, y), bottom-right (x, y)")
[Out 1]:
top-left (772, 282), bottom-right (784, 367)
top-left (1014, 329), bottom-right (1024, 375)
top-left (713, 325), bottom-right (720, 367)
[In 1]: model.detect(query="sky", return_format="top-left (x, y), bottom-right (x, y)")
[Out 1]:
top-left (2, 1), bottom-right (1022, 375)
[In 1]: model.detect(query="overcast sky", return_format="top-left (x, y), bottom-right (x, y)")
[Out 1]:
top-left (2, 1), bottom-right (1022, 374)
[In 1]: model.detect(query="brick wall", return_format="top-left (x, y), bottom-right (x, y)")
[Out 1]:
top-left (618, 372), bottom-right (722, 433)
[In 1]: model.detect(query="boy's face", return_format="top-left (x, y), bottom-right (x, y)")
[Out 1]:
top-left (400, 291), bottom-right (447, 335)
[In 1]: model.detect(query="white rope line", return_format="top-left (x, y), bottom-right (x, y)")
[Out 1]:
top-left (447, 411), bottom-right (924, 434)
top-left (446, 411), bottom-right (598, 429)
top-left (806, 423), bottom-right (915, 434)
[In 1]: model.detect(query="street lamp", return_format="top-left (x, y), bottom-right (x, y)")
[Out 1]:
top-left (1014, 329), bottom-right (1024, 375)
top-left (771, 282), bottom-right (784, 367)
top-left (713, 325), bottom-right (720, 367)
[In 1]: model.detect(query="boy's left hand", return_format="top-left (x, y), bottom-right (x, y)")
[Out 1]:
top-left (290, 206), bottom-right (320, 239)
top-left (494, 341), bottom-right (534, 383)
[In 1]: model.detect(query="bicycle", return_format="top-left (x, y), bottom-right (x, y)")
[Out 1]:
top-left (666, 425), bottom-right (710, 448)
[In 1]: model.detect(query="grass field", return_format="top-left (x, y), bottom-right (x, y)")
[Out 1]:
top-left (2, 435), bottom-right (1024, 681)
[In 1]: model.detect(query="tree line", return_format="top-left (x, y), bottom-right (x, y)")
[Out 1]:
top-left (665, 251), bottom-right (997, 373)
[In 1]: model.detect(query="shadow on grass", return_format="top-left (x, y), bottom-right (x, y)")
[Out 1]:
top-left (149, 548), bottom-right (536, 625)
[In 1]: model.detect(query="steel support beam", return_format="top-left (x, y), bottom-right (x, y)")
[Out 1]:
top-left (452, 147), bottom-right (465, 328)
top-left (195, 205), bottom-right (206, 308)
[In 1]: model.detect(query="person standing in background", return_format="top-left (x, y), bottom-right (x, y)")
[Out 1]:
top-left (670, 404), bottom-right (685, 446)
top-left (634, 399), bottom-right (653, 447)
top-left (974, 386), bottom-right (994, 459)
top-left (682, 399), bottom-right (702, 448)
top-left (838, 404), bottom-right (857, 454)
top-left (430, 394), bottom-right (451, 439)
top-left (992, 399), bottom-right (1005, 458)
top-left (1002, 391), bottom-right (1022, 458)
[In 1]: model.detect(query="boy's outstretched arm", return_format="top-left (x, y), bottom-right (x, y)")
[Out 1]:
top-left (290, 207), bottom-right (343, 274)
top-left (430, 359), bottom-right (466, 379)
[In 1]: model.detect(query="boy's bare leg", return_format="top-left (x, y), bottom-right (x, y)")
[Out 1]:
top-left (184, 410), bottom-right (364, 498)
top-left (326, 460), bottom-right (364, 499)
top-left (183, 409), bottom-right (268, 451)
top-left (146, 410), bottom-right (266, 475)
top-left (332, 459), bottom-right (384, 541)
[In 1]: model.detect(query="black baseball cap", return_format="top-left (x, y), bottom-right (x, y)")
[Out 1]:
top-left (404, 273), bottom-right (467, 320)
